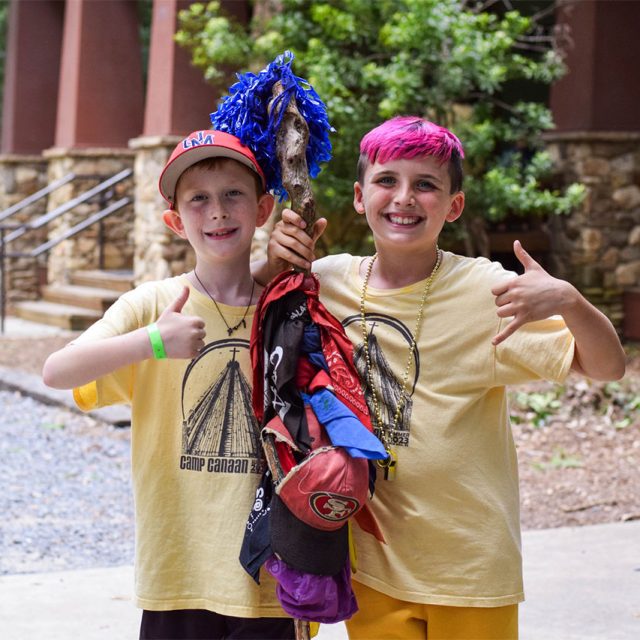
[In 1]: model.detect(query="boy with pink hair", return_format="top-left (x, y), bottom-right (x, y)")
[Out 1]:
top-left (263, 115), bottom-right (625, 639)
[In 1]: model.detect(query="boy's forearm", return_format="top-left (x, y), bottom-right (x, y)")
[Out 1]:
top-left (563, 292), bottom-right (626, 381)
top-left (42, 328), bottom-right (153, 390)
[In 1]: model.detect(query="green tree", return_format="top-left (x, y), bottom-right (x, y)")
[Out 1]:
top-left (176, 0), bottom-right (584, 255)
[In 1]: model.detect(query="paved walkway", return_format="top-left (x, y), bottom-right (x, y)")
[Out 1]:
top-left (1, 317), bottom-right (639, 639)
top-left (1, 521), bottom-right (639, 639)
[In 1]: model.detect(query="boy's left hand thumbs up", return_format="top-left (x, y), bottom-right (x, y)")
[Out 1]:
top-left (513, 238), bottom-right (541, 273)
top-left (491, 240), bottom-right (573, 346)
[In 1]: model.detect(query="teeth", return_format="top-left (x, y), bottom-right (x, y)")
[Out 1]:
top-left (388, 214), bottom-right (418, 225)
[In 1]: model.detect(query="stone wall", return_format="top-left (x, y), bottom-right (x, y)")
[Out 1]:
top-left (43, 148), bottom-right (136, 286)
top-left (544, 132), bottom-right (640, 331)
top-left (0, 155), bottom-right (49, 307)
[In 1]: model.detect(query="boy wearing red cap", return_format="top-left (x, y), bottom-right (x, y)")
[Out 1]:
top-left (43, 131), bottom-right (297, 639)
top-left (264, 116), bottom-right (625, 639)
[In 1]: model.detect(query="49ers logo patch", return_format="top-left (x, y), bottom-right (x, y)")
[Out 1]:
top-left (310, 492), bottom-right (360, 522)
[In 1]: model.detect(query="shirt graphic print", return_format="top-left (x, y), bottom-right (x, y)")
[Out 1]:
top-left (345, 313), bottom-right (419, 448)
top-left (179, 338), bottom-right (264, 475)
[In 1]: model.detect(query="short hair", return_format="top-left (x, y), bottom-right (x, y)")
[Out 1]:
top-left (357, 116), bottom-right (465, 193)
top-left (174, 156), bottom-right (265, 208)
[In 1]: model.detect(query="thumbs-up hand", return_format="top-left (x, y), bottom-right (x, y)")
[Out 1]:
top-left (156, 286), bottom-right (206, 358)
top-left (491, 240), bottom-right (573, 346)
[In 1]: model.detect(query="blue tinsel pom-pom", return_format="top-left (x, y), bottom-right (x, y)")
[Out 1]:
top-left (210, 51), bottom-right (333, 200)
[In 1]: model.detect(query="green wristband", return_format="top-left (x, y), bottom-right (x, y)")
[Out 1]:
top-left (147, 323), bottom-right (167, 360)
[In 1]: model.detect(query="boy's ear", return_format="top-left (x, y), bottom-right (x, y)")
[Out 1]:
top-left (162, 209), bottom-right (187, 238)
top-left (353, 182), bottom-right (366, 215)
top-left (445, 191), bottom-right (465, 223)
top-left (256, 193), bottom-right (275, 228)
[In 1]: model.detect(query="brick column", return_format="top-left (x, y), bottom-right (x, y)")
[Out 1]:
top-left (0, 1), bottom-right (64, 305)
top-left (143, 0), bottom-right (250, 136)
top-left (55, 0), bottom-right (144, 148)
top-left (551, 0), bottom-right (640, 132)
top-left (1, 0), bottom-right (64, 155)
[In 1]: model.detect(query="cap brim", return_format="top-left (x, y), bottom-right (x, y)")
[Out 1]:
top-left (270, 494), bottom-right (348, 576)
top-left (159, 145), bottom-right (265, 204)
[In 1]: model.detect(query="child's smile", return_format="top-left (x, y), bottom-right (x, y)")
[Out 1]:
top-left (385, 213), bottom-right (424, 227)
top-left (203, 226), bottom-right (239, 240)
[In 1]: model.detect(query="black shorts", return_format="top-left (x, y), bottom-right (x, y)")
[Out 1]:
top-left (139, 609), bottom-right (295, 640)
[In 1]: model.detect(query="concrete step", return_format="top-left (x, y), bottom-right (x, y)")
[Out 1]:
top-left (69, 269), bottom-right (134, 293)
top-left (12, 300), bottom-right (102, 331)
top-left (41, 284), bottom-right (121, 312)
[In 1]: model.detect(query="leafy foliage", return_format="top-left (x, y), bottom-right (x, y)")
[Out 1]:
top-left (176, 0), bottom-right (585, 255)
top-left (512, 388), bottom-right (563, 428)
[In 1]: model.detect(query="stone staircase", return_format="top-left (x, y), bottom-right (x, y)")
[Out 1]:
top-left (12, 270), bottom-right (134, 331)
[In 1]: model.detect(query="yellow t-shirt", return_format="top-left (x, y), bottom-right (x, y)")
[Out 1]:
top-left (73, 275), bottom-right (284, 617)
top-left (313, 252), bottom-right (574, 607)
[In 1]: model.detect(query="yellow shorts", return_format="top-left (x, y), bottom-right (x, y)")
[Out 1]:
top-left (345, 581), bottom-right (518, 640)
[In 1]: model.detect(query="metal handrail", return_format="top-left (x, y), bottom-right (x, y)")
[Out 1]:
top-left (3, 168), bottom-right (132, 244)
top-left (0, 173), bottom-right (77, 224)
top-left (8, 197), bottom-right (131, 258)
top-left (0, 168), bottom-right (134, 333)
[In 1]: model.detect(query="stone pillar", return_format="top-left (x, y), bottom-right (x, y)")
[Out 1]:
top-left (545, 1), bottom-right (640, 334)
top-left (55, 0), bottom-right (144, 148)
top-left (131, 0), bottom-right (252, 287)
top-left (0, 156), bottom-right (49, 307)
top-left (43, 149), bottom-right (136, 286)
top-left (37, 0), bottom-right (143, 288)
top-left (544, 132), bottom-right (640, 331)
top-left (1, 0), bottom-right (64, 155)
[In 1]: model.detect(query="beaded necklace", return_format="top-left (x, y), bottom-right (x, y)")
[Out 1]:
top-left (359, 249), bottom-right (442, 480)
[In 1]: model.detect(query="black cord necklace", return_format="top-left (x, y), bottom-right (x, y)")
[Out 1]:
top-left (193, 269), bottom-right (256, 336)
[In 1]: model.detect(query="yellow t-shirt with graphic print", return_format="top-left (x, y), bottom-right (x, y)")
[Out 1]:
top-left (73, 275), bottom-right (284, 617)
top-left (313, 252), bottom-right (574, 607)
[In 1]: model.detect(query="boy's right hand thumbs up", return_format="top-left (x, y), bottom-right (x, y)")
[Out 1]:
top-left (164, 284), bottom-right (190, 314)
top-left (156, 286), bottom-right (206, 359)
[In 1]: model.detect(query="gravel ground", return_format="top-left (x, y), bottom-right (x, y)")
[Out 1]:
top-left (0, 388), bottom-right (134, 575)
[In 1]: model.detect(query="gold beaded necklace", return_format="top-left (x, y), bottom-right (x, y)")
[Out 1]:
top-left (360, 249), bottom-right (442, 480)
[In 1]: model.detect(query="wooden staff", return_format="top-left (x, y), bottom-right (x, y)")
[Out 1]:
top-left (270, 80), bottom-right (314, 640)
top-left (271, 81), bottom-right (316, 239)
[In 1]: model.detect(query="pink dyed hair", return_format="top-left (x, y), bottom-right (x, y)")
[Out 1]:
top-left (357, 116), bottom-right (465, 192)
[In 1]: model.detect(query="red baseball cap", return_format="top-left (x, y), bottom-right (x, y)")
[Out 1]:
top-left (265, 407), bottom-right (369, 532)
top-left (158, 130), bottom-right (266, 205)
